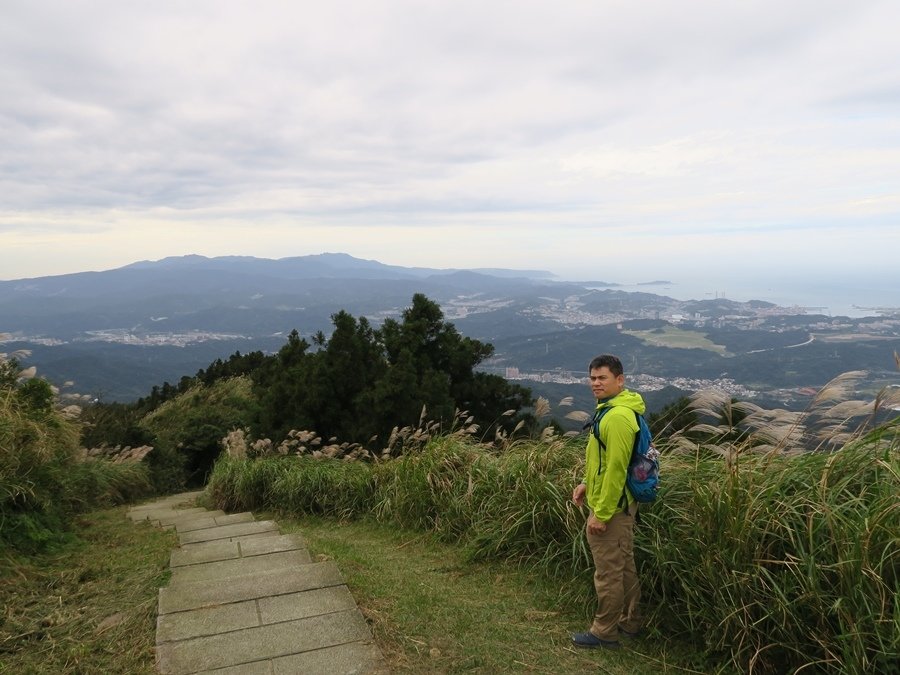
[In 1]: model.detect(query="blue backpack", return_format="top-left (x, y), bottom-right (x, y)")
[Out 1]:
top-left (588, 406), bottom-right (660, 509)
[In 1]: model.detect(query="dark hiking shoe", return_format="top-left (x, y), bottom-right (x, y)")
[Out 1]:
top-left (618, 627), bottom-right (641, 639)
top-left (571, 632), bottom-right (621, 649)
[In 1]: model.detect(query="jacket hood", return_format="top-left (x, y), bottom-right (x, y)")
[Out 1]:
top-left (596, 389), bottom-right (646, 415)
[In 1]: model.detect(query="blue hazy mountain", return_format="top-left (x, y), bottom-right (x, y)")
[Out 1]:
top-left (2, 254), bottom-right (897, 406)
top-left (0, 254), bottom-right (561, 338)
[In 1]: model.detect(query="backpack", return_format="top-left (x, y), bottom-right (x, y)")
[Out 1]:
top-left (588, 406), bottom-right (660, 508)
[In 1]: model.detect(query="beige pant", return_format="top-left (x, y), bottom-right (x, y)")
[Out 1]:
top-left (586, 507), bottom-right (642, 641)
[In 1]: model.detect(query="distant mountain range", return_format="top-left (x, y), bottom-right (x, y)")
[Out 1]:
top-left (0, 253), bottom-right (561, 339)
top-left (2, 254), bottom-right (898, 410)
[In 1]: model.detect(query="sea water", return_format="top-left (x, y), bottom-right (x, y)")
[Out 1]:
top-left (594, 275), bottom-right (900, 319)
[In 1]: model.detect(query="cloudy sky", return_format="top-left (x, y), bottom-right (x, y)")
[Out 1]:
top-left (2, 0), bottom-right (898, 290)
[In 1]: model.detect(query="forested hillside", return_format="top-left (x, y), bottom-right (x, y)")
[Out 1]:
top-left (82, 294), bottom-right (532, 487)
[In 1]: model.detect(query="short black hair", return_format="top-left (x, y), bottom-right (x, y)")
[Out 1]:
top-left (588, 354), bottom-right (624, 377)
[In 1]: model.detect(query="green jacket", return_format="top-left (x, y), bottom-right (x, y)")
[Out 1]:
top-left (583, 389), bottom-right (646, 521)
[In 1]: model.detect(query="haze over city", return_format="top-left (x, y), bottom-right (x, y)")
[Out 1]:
top-left (2, 1), bottom-right (899, 287)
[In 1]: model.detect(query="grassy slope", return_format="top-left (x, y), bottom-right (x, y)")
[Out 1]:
top-left (1, 503), bottom-right (720, 674)
top-left (281, 515), bottom-right (724, 674)
top-left (0, 507), bottom-right (176, 674)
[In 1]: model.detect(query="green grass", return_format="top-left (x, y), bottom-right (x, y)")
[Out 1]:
top-left (280, 515), bottom-right (723, 674)
top-left (622, 326), bottom-right (728, 354)
top-left (0, 507), bottom-right (176, 674)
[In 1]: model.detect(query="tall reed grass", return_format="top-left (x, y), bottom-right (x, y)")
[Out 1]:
top-left (644, 438), bottom-right (897, 673)
top-left (1, 357), bottom-right (153, 552)
top-left (207, 407), bottom-right (897, 674)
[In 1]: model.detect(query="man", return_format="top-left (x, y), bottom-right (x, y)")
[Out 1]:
top-left (571, 354), bottom-right (643, 649)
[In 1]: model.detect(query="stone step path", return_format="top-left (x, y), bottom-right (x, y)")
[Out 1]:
top-left (128, 491), bottom-right (386, 674)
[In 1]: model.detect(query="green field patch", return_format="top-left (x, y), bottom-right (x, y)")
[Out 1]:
top-left (622, 326), bottom-right (728, 354)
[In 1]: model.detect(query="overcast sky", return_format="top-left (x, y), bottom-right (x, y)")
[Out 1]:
top-left (1, 0), bottom-right (898, 289)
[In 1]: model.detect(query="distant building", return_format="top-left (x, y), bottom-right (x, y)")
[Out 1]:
top-left (505, 367), bottom-right (520, 378)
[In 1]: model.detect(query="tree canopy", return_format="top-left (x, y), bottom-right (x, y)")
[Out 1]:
top-left (84, 294), bottom-right (533, 463)
top-left (253, 293), bottom-right (532, 445)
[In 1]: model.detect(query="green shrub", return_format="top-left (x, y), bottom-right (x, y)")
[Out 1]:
top-left (141, 377), bottom-right (257, 489)
top-left (1, 380), bottom-right (153, 553)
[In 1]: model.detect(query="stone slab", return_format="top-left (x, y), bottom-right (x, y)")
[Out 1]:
top-left (198, 661), bottom-right (273, 675)
top-left (271, 641), bottom-right (386, 675)
top-left (166, 512), bottom-right (257, 531)
top-left (160, 510), bottom-right (226, 526)
top-left (155, 609), bottom-right (371, 674)
top-left (157, 600), bottom-right (260, 644)
top-left (157, 585), bottom-right (358, 643)
top-left (170, 540), bottom-right (242, 567)
top-left (170, 534), bottom-right (308, 568)
top-left (238, 534), bottom-right (307, 557)
top-left (169, 516), bottom-right (218, 532)
top-left (158, 562), bottom-right (344, 613)
top-left (131, 492), bottom-right (384, 674)
top-left (130, 491), bottom-right (203, 510)
top-left (169, 512), bottom-right (253, 532)
top-left (129, 506), bottom-right (207, 522)
top-left (179, 531), bottom-right (280, 549)
top-left (257, 586), bottom-right (358, 624)
top-left (131, 493), bottom-right (203, 510)
top-left (179, 521), bottom-right (279, 545)
top-left (213, 512), bottom-right (256, 527)
top-left (170, 550), bottom-right (313, 584)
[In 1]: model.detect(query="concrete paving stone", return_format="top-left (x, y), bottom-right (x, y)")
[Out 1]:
top-left (257, 586), bottom-right (358, 624)
top-left (171, 517), bottom-right (218, 532)
top-left (214, 512), bottom-right (256, 526)
top-left (271, 641), bottom-right (386, 675)
top-left (160, 510), bottom-right (226, 526)
top-left (131, 492), bottom-right (203, 511)
top-left (179, 531), bottom-right (280, 550)
top-left (131, 491), bottom-right (385, 673)
top-left (170, 535), bottom-right (308, 568)
top-left (155, 609), bottom-right (371, 675)
top-left (238, 534), bottom-right (307, 558)
top-left (179, 521), bottom-right (279, 545)
top-left (170, 550), bottom-right (314, 585)
top-left (157, 599), bottom-right (261, 644)
top-left (158, 562), bottom-right (344, 613)
top-left (158, 507), bottom-right (223, 517)
top-left (197, 661), bottom-right (273, 675)
top-left (131, 496), bottom-right (198, 511)
top-left (163, 511), bottom-right (253, 531)
top-left (158, 587), bottom-right (361, 643)
top-left (170, 540), bottom-right (242, 567)
top-left (130, 506), bottom-right (208, 522)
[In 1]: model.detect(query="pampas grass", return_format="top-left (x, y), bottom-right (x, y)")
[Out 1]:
top-left (0, 351), bottom-right (152, 552)
top-left (205, 370), bottom-right (898, 673)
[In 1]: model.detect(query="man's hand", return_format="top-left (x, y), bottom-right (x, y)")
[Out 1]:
top-left (587, 513), bottom-right (607, 535)
top-left (572, 483), bottom-right (586, 506)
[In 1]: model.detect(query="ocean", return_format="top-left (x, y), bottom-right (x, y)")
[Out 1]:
top-left (594, 276), bottom-right (900, 319)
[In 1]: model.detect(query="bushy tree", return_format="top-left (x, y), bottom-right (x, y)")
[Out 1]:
top-left (254, 294), bottom-right (531, 446)
top-left (142, 377), bottom-right (258, 489)
top-left (82, 294), bottom-right (533, 485)
top-left (253, 329), bottom-right (314, 440)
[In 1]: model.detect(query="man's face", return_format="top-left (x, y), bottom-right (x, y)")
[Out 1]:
top-left (589, 366), bottom-right (625, 400)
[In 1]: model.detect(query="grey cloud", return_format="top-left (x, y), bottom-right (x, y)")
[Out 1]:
top-left (1, 0), bottom-right (899, 237)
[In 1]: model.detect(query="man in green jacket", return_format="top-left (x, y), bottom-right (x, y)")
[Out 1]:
top-left (571, 354), bottom-right (643, 649)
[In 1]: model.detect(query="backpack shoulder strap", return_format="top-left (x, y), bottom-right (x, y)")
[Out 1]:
top-left (585, 406), bottom-right (614, 447)
top-left (589, 406), bottom-right (642, 450)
